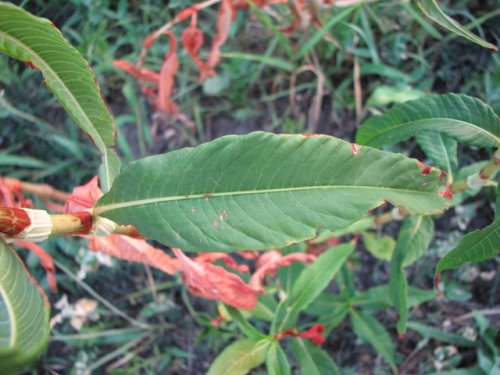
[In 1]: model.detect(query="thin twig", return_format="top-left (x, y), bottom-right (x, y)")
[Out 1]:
top-left (54, 259), bottom-right (151, 330)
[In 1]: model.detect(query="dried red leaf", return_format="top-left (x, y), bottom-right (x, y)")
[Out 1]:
top-left (113, 60), bottom-right (160, 83)
top-left (181, 16), bottom-right (212, 80)
top-left (15, 240), bottom-right (57, 293)
top-left (157, 31), bottom-right (180, 114)
top-left (88, 235), bottom-right (182, 275)
top-left (200, 0), bottom-right (234, 81)
top-left (172, 248), bottom-right (259, 310)
top-left (196, 252), bottom-right (249, 273)
top-left (250, 250), bottom-right (316, 291)
top-left (64, 176), bottom-right (102, 213)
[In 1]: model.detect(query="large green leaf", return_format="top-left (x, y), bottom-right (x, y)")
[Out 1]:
top-left (350, 310), bottom-right (397, 373)
top-left (0, 241), bottom-right (50, 375)
top-left (207, 338), bottom-right (270, 375)
top-left (389, 216), bottom-right (434, 335)
top-left (356, 94), bottom-right (500, 148)
top-left (416, 0), bottom-right (497, 51)
top-left (290, 338), bottom-right (340, 375)
top-left (0, 2), bottom-right (119, 190)
top-left (95, 132), bottom-right (448, 252)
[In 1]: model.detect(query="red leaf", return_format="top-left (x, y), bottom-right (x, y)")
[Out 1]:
top-left (172, 248), bottom-right (259, 310)
top-left (15, 240), bottom-right (57, 293)
top-left (196, 252), bottom-right (249, 273)
top-left (200, 0), bottom-right (234, 81)
top-left (157, 31), bottom-right (180, 114)
top-left (276, 323), bottom-right (326, 345)
top-left (250, 250), bottom-right (316, 291)
top-left (181, 15), bottom-right (212, 80)
top-left (113, 60), bottom-right (160, 83)
top-left (0, 177), bottom-right (32, 208)
top-left (88, 234), bottom-right (182, 275)
top-left (64, 176), bottom-right (102, 213)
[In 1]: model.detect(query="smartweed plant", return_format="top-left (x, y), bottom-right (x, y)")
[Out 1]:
top-left (0, 1), bottom-right (498, 374)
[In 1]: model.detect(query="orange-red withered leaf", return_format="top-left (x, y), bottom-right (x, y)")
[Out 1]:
top-left (181, 17), bottom-right (212, 80)
top-left (196, 252), bottom-right (249, 273)
top-left (87, 235), bottom-right (182, 275)
top-left (113, 60), bottom-right (160, 83)
top-left (172, 248), bottom-right (259, 310)
top-left (250, 250), bottom-right (316, 291)
top-left (157, 31), bottom-right (180, 114)
top-left (201, 0), bottom-right (234, 81)
top-left (64, 176), bottom-right (102, 213)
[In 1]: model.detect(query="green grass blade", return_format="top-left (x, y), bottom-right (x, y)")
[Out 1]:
top-left (96, 132), bottom-right (448, 252)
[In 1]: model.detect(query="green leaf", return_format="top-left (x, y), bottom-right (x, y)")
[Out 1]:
top-left (437, 188), bottom-right (500, 274)
top-left (389, 216), bottom-right (434, 335)
top-left (362, 232), bottom-right (395, 261)
top-left (0, 241), bottom-right (50, 374)
top-left (356, 94), bottom-right (500, 148)
top-left (225, 305), bottom-right (266, 341)
top-left (416, 0), bottom-right (498, 51)
top-left (96, 132), bottom-right (448, 252)
top-left (416, 132), bottom-right (458, 179)
top-left (266, 342), bottom-right (291, 375)
top-left (435, 220), bottom-right (499, 274)
top-left (207, 338), bottom-right (270, 375)
top-left (287, 243), bottom-right (355, 320)
top-left (407, 322), bottom-right (475, 348)
top-left (0, 2), bottom-right (119, 190)
top-left (348, 285), bottom-right (436, 311)
top-left (350, 310), bottom-right (397, 373)
top-left (290, 338), bottom-right (340, 375)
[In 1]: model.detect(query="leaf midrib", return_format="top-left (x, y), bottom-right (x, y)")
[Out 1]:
top-left (0, 29), bottom-right (106, 152)
top-left (95, 185), bottom-right (441, 214)
top-left (367, 118), bottom-right (500, 145)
